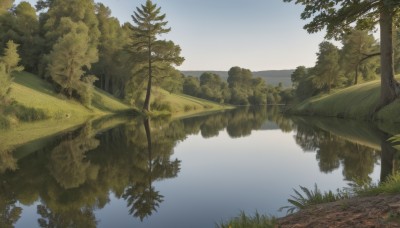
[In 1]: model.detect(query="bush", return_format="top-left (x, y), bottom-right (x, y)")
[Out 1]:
top-left (150, 99), bottom-right (172, 112)
top-left (4, 103), bottom-right (48, 122)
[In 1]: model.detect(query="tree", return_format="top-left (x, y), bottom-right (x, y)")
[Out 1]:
top-left (92, 3), bottom-right (129, 96)
top-left (291, 66), bottom-right (307, 88)
top-left (40, 0), bottom-right (99, 78)
top-left (129, 0), bottom-right (184, 112)
top-left (313, 41), bottom-right (341, 93)
top-left (1, 40), bottom-right (23, 74)
top-left (0, 0), bottom-right (13, 14)
top-left (341, 30), bottom-right (379, 85)
top-left (47, 18), bottom-right (97, 105)
top-left (284, 0), bottom-right (400, 110)
top-left (183, 76), bottom-right (200, 97)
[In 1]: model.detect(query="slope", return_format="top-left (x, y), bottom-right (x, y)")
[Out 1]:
top-left (291, 77), bottom-right (400, 122)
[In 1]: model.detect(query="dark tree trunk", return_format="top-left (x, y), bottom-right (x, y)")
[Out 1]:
top-left (377, 3), bottom-right (397, 111)
top-left (143, 40), bottom-right (152, 112)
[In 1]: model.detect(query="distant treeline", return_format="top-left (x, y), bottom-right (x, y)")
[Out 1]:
top-left (181, 70), bottom-right (294, 87)
top-left (180, 67), bottom-right (293, 105)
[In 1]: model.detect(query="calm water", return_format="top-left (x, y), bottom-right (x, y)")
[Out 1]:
top-left (1, 107), bottom-right (399, 228)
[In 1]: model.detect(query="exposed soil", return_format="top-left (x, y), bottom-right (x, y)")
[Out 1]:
top-left (277, 194), bottom-right (400, 227)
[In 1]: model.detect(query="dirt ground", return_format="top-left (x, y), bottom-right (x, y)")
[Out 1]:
top-left (276, 194), bottom-right (400, 227)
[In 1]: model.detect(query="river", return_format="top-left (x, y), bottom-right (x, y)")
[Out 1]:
top-left (1, 106), bottom-right (398, 228)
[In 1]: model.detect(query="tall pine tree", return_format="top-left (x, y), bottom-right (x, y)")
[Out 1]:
top-left (129, 0), bottom-right (184, 112)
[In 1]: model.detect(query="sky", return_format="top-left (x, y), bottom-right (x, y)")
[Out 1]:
top-left (14, 0), bottom-right (329, 71)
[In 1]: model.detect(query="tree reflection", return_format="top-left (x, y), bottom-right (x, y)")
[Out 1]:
top-left (49, 122), bottom-right (100, 189)
top-left (0, 182), bottom-right (22, 228)
top-left (123, 118), bottom-right (180, 220)
top-left (37, 204), bottom-right (97, 228)
top-left (0, 145), bottom-right (17, 174)
top-left (292, 117), bottom-right (399, 184)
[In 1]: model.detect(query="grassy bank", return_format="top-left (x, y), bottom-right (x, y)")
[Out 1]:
top-left (1, 72), bottom-right (232, 148)
top-left (10, 71), bottom-right (132, 120)
top-left (290, 76), bottom-right (400, 122)
top-left (148, 88), bottom-right (233, 117)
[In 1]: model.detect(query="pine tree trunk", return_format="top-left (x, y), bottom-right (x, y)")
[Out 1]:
top-left (377, 3), bottom-right (397, 111)
top-left (143, 40), bottom-right (152, 112)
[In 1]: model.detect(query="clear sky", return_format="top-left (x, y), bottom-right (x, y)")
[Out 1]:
top-left (15, 0), bottom-right (328, 71)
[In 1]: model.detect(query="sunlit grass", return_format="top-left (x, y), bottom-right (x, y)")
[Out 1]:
top-left (216, 211), bottom-right (276, 228)
top-left (292, 75), bottom-right (400, 122)
top-left (11, 71), bottom-right (132, 120)
top-left (149, 87), bottom-right (233, 117)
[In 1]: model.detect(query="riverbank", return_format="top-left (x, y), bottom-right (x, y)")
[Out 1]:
top-left (277, 194), bottom-right (400, 227)
top-left (288, 77), bottom-right (400, 122)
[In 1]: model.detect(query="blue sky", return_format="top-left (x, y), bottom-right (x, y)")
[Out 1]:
top-left (15, 0), bottom-right (328, 71)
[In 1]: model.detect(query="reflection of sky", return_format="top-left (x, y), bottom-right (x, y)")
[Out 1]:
top-left (88, 128), bottom-right (379, 228)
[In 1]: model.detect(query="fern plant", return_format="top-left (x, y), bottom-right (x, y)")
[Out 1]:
top-left (280, 184), bottom-right (350, 214)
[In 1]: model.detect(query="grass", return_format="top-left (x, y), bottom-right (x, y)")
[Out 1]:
top-left (291, 76), bottom-right (400, 122)
top-left (353, 172), bottom-right (400, 196)
top-left (11, 71), bottom-right (132, 120)
top-left (216, 211), bottom-right (276, 228)
top-left (146, 87), bottom-right (233, 117)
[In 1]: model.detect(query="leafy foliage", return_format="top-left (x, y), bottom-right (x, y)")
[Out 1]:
top-left (48, 18), bottom-right (98, 106)
top-left (280, 184), bottom-right (350, 214)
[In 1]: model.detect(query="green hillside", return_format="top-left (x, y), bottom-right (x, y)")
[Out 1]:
top-left (181, 69), bottom-right (293, 87)
top-left (10, 71), bottom-right (132, 120)
top-left (145, 87), bottom-right (233, 117)
top-left (291, 77), bottom-right (400, 122)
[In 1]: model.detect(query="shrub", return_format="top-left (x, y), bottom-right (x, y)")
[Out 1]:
top-left (4, 103), bottom-right (48, 122)
top-left (280, 184), bottom-right (350, 214)
top-left (150, 99), bottom-right (172, 112)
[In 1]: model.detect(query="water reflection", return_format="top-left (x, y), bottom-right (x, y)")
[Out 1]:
top-left (0, 107), bottom-right (399, 226)
top-left (292, 117), bottom-right (399, 184)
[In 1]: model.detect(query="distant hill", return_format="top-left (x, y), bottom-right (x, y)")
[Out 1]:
top-left (181, 70), bottom-right (294, 87)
